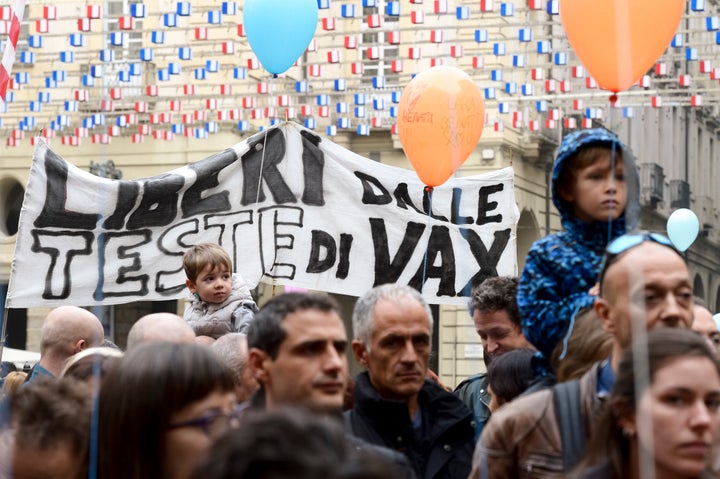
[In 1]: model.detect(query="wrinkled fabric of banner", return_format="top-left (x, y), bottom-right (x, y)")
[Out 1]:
top-left (8, 121), bottom-right (518, 308)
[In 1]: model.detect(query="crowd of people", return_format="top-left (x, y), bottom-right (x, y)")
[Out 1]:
top-left (1, 127), bottom-right (720, 479)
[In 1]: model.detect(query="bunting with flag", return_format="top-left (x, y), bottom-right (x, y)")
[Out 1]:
top-left (0, 0), bottom-right (25, 102)
top-left (0, 0), bottom-right (719, 147)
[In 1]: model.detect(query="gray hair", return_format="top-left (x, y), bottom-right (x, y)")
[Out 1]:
top-left (352, 283), bottom-right (434, 349)
top-left (211, 333), bottom-right (248, 386)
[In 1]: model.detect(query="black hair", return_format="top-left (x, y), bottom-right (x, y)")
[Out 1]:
top-left (487, 348), bottom-right (535, 406)
top-left (247, 293), bottom-right (341, 359)
top-left (469, 276), bottom-right (520, 328)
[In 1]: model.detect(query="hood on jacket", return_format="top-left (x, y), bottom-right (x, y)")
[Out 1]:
top-left (551, 128), bottom-right (640, 230)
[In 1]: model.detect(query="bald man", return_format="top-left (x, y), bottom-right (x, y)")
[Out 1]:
top-left (472, 232), bottom-right (694, 478)
top-left (29, 306), bottom-right (104, 382)
top-left (692, 299), bottom-right (720, 355)
top-left (212, 333), bottom-right (258, 403)
top-left (126, 313), bottom-right (195, 350)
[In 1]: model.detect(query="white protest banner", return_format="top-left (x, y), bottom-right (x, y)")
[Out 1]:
top-left (7, 121), bottom-right (518, 308)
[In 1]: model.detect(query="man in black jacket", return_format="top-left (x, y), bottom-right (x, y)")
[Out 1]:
top-left (246, 292), bottom-right (416, 479)
top-left (345, 284), bottom-right (475, 479)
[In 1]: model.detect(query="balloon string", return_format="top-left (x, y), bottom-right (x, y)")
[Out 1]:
top-left (609, 138), bottom-right (617, 242)
top-left (606, 93), bottom-right (619, 244)
top-left (421, 186), bottom-right (434, 292)
top-left (254, 74), bottom-right (274, 205)
top-left (255, 129), bottom-right (269, 205)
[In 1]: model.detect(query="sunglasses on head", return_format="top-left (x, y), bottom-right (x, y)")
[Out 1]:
top-left (598, 232), bottom-right (678, 293)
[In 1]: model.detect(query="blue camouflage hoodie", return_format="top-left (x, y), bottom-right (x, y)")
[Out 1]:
top-left (517, 128), bottom-right (640, 375)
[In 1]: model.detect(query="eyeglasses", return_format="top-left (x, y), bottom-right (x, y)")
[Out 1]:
top-left (167, 404), bottom-right (245, 438)
top-left (598, 232), bottom-right (678, 293)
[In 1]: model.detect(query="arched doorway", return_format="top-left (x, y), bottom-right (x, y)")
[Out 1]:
top-left (516, 208), bottom-right (540, 273)
top-left (694, 274), bottom-right (705, 302)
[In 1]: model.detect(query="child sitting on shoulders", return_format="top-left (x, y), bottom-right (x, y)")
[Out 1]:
top-left (518, 128), bottom-right (640, 376)
top-left (183, 243), bottom-right (258, 339)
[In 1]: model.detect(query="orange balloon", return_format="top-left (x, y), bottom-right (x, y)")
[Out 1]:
top-left (560, 0), bottom-right (683, 93)
top-left (398, 66), bottom-right (485, 187)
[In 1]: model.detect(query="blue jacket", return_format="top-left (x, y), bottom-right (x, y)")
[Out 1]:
top-left (517, 129), bottom-right (639, 374)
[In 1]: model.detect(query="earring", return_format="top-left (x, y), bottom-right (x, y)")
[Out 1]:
top-left (622, 427), bottom-right (635, 438)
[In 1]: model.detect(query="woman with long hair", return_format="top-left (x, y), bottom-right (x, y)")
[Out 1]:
top-left (574, 328), bottom-right (720, 479)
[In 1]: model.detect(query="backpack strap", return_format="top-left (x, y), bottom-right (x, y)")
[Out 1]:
top-left (552, 380), bottom-right (586, 471)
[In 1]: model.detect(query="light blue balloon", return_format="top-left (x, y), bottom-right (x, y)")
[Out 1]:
top-left (244, 0), bottom-right (318, 75)
top-left (713, 313), bottom-right (720, 332)
top-left (666, 208), bottom-right (700, 252)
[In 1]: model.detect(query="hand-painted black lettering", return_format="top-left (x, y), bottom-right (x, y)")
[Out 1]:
top-left (422, 188), bottom-right (449, 222)
top-left (103, 181), bottom-right (140, 230)
top-left (126, 174), bottom-right (185, 229)
top-left (336, 233), bottom-right (352, 279)
top-left (393, 183), bottom-right (424, 214)
top-left (155, 218), bottom-right (201, 294)
top-left (408, 225), bottom-right (456, 296)
top-left (355, 172), bottom-right (392, 205)
top-left (299, 130), bottom-right (325, 206)
top-left (94, 230), bottom-right (151, 300)
top-left (203, 211), bottom-right (254, 263)
top-left (182, 149), bottom-right (236, 217)
top-left (241, 128), bottom-right (295, 206)
top-left (458, 228), bottom-right (511, 293)
top-left (258, 205), bottom-right (303, 279)
top-left (476, 184), bottom-right (504, 225)
top-left (34, 149), bottom-right (99, 229)
top-left (306, 230), bottom-right (336, 273)
top-left (30, 229), bottom-right (93, 300)
top-left (370, 218), bottom-right (425, 285)
top-left (450, 188), bottom-right (473, 225)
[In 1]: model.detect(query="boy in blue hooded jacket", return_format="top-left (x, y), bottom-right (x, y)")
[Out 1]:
top-left (517, 128), bottom-right (640, 375)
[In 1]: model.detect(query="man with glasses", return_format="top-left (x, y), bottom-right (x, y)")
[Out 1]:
top-left (469, 231), bottom-right (694, 478)
top-left (692, 297), bottom-right (720, 356)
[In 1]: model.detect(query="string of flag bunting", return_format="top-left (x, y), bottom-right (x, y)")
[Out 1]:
top-left (0, 0), bottom-right (26, 105)
top-left (0, 0), bottom-right (719, 147)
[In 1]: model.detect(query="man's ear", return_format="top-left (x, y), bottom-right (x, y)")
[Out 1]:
top-left (73, 339), bottom-right (86, 354)
top-left (248, 348), bottom-right (270, 384)
top-left (185, 278), bottom-right (197, 294)
top-left (352, 340), bottom-right (368, 368)
top-left (594, 298), bottom-right (615, 334)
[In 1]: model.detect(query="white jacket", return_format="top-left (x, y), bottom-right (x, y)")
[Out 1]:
top-left (183, 274), bottom-right (258, 339)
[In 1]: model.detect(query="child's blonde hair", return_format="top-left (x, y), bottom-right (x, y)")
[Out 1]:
top-left (183, 243), bottom-right (233, 281)
top-left (2, 370), bottom-right (27, 398)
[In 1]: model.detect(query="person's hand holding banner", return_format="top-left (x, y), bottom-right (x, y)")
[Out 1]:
top-left (398, 66), bottom-right (485, 188)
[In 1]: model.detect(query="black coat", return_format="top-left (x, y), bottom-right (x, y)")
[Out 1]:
top-left (344, 371), bottom-right (475, 479)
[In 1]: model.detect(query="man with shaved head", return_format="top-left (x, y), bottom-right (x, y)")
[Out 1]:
top-left (692, 297), bottom-right (720, 356)
top-left (126, 312), bottom-right (195, 350)
top-left (471, 232), bottom-right (694, 478)
top-left (28, 306), bottom-right (104, 382)
top-left (212, 333), bottom-right (258, 403)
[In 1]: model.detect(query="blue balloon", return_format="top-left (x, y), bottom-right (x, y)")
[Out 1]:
top-left (666, 208), bottom-right (700, 252)
top-left (244, 0), bottom-right (318, 75)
